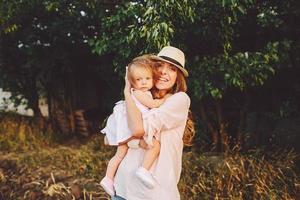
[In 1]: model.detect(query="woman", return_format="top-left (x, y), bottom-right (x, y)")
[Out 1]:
top-left (112, 46), bottom-right (194, 200)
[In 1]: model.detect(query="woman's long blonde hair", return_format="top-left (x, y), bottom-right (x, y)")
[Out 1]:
top-left (151, 60), bottom-right (195, 146)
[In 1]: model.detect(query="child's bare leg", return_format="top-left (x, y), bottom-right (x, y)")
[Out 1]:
top-left (141, 138), bottom-right (160, 170)
top-left (105, 144), bottom-right (128, 180)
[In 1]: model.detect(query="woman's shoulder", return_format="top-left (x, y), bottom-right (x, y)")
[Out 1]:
top-left (171, 92), bottom-right (190, 100)
top-left (167, 92), bottom-right (190, 106)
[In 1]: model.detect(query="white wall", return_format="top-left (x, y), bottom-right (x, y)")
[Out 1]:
top-left (0, 88), bottom-right (48, 116)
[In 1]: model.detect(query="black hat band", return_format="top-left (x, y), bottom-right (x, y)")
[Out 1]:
top-left (159, 56), bottom-right (184, 68)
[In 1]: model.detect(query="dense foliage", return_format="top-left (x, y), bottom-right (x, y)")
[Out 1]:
top-left (90, 0), bottom-right (300, 150)
top-left (1, 0), bottom-right (300, 150)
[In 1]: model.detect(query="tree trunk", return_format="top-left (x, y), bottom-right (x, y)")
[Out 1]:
top-left (215, 100), bottom-right (229, 152)
top-left (237, 89), bottom-right (250, 149)
top-left (30, 97), bottom-right (43, 118)
top-left (237, 108), bottom-right (246, 149)
top-left (25, 75), bottom-right (43, 118)
top-left (46, 74), bottom-right (71, 134)
top-left (47, 70), bottom-right (79, 135)
top-left (199, 100), bottom-right (219, 150)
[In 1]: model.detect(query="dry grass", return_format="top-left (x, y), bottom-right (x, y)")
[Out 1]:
top-left (0, 112), bottom-right (55, 152)
top-left (0, 135), bottom-right (113, 200)
top-left (0, 113), bottom-right (299, 199)
top-left (179, 150), bottom-right (300, 199)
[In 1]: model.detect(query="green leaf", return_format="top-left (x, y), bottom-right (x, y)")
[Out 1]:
top-left (237, 6), bottom-right (246, 14)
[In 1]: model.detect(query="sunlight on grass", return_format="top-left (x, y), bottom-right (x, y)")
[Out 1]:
top-left (0, 114), bottom-right (299, 199)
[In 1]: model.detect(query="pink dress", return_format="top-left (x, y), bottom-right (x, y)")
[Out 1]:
top-left (101, 90), bottom-right (152, 145)
top-left (113, 92), bottom-right (190, 200)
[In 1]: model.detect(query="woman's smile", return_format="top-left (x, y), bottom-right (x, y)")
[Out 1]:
top-left (158, 77), bottom-right (169, 82)
top-left (155, 63), bottom-right (177, 90)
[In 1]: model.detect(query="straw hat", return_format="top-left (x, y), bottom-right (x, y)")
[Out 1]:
top-left (150, 46), bottom-right (188, 77)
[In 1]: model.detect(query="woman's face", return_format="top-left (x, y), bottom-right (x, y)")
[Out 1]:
top-left (155, 61), bottom-right (178, 91)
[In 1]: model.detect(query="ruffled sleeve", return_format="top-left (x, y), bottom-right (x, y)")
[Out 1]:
top-left (142, 92), bottom-right (190, 146)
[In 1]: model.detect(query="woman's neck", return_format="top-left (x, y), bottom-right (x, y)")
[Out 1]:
top-left (158, 90), bottom-right (168, 97)
top-left (151, 88), bottom-right (171, 99)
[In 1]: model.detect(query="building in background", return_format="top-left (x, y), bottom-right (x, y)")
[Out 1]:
top-left (0, 88), bottom-right (48, 116)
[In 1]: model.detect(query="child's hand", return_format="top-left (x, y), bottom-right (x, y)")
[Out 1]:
top-left (139, 139), bottom-right (149, 150)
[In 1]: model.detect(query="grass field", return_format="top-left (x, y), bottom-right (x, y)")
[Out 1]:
top-left (0, 113), bottom-right (299, 199)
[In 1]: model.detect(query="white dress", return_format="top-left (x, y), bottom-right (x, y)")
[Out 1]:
top-left (101, 89), bottom-right (152, 145)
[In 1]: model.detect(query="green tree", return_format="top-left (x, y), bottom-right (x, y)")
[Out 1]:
top-left (90, 0), bottom-right (299, 151)
top-left (0, 0), bottom-right (123, 131)
top-left (1, 0), bottom-right (299, 148)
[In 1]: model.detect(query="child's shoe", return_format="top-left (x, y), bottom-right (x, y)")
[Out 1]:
top-left (135, 167), bottom-right (155, 189)
top-left (100, 176), bottom-right (115, 196)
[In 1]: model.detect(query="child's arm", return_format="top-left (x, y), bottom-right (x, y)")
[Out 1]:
top-left (132, 90), bottom-right (166, 108)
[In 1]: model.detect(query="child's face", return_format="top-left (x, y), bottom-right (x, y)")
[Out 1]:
top-left (131, 65), bottom-right (153, 92)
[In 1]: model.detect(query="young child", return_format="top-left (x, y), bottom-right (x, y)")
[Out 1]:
top-left (100, 56), bottom-right (167, 196)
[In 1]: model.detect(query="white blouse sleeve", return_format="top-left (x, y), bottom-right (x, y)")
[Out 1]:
top-left (142, 92), bottom-right (190, 146)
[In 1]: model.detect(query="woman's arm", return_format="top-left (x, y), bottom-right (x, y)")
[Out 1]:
top-left (124, 68), bottom-right (145, 137)
top-left (132, 90), bottom-right (165, 108)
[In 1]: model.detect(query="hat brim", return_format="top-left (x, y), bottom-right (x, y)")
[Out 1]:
top-left (150, 55), bottom-right (189, 77)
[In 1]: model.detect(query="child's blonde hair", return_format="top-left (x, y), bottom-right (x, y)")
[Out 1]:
top-left (127, 55), bottom-right (157, 86)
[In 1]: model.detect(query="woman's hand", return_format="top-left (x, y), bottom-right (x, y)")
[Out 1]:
top-left (124, 66), bottom-right (131, 95)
